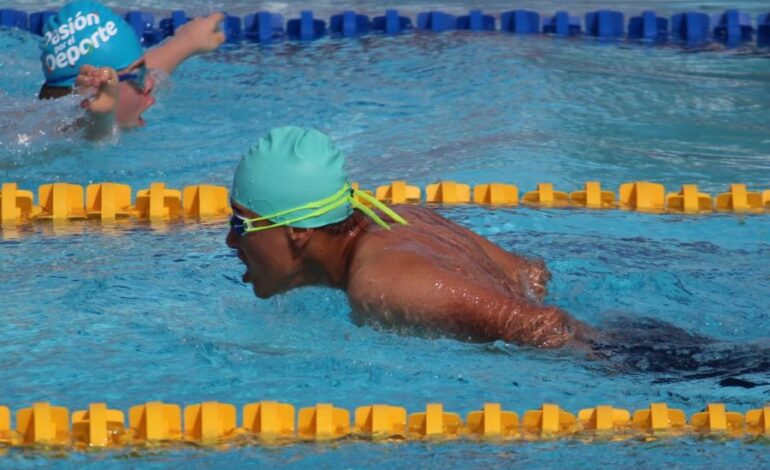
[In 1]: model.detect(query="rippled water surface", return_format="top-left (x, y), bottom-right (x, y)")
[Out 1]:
top-left (0, 0), bottom-right (769, 468)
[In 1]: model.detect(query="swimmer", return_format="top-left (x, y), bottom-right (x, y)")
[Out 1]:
top-left (226, 126), bottom-right (597, 348)
top-left (38, 1), bottom-right (225, 139)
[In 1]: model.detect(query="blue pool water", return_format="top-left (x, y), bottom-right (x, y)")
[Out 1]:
top-left (1, 0), bottom-right (769, 467)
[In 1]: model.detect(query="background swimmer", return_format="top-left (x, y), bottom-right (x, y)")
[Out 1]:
top-left (37, 1), bottom-right (225, 139)
top-left (226, 126), bottom-right (596, 349)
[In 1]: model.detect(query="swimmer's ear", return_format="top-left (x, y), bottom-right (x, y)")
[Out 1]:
top-left (286, 227), bottom-right (313, 250)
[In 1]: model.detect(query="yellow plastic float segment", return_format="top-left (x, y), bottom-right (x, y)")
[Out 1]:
top-left (85, 183), bottom-right (133, 220)
top-left (522, 183), bottom-right (569, 207)
top-left (0, 405), bottom-right (17, 445)
top-left (522, 403), bottom-right (576, 436)
top-left (715, 184), bottom-right (763, 212)
top-left (1, 183), bottom-right (38, 224)
top-left (745, 406), bottom-right (770, 435)
top-left (135, 183), bottom-right (182, 220)
top-left (618, 182), bottom-right (666, 212)
top-left (297, 404), bottom-right (350, 440)
top-left (466, 403), bottom-right (519, 437)
top-left (182, 185), bottom-right (231, 219)
top-left (374, 181), bottom-right (421, 204)
top-left (665, 184), bottom-right (713, 213)
top-left (577, 405), bottom-right (631, 431)
top-left (128, 401), bottom-right (182, 442)
top-left (184, 401), bottom-right (237, 442)
top-left (37, 183), bottom-right (86, 220)
top-left (242, 401), bottom-right (295, 438)
top-left (16, 402), bottom-right (70, 445)
top-left (407, 403), bottom-right (463, 438)
top-left (473, 183), bottom-right (518, 206)
top-left (569, 181), bottom-right (616, 209)
top-left (690, 403), bottom-right (744, 434)
top-left (763, 190), bottom-right (769, 210)
top-left (71, 403), bottom-right (126, 447)
top-left (632, 403), bottom-right (686, 432)
top-left (353, 405), bottom-right (407, 438)
top-left (425, 181), bottom-right (471, 204)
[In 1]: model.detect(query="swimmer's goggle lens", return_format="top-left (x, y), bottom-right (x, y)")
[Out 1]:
top-left (230, 184), bottom-right (408, 237)
top-left (117, 64), bottom-right (150, 93)
top-left (229, 213), bottom-right (248, 236)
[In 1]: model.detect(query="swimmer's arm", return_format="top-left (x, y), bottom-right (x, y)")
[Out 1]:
top-left (145, 13), bottom-right (226, 75)
top-left (349, 264), bottom-right (580, 348)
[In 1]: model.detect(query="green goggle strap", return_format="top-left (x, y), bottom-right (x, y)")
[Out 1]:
top-left (350, 189), bottom-right (408, 229)
top-left (242, 184), bottom-right (408, 233)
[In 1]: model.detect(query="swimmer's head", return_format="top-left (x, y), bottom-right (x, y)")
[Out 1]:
top-left (38, 2), bottom-right (156, 128)
top-left (228, 126), bottom-right (407, 298)
top-left (40, 1), bottom-right (143, 88)
top-left (232, 126), bottom-right (352, 229)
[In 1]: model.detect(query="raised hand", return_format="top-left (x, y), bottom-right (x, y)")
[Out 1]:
top-left (75, 65), bottom-right (119, 115)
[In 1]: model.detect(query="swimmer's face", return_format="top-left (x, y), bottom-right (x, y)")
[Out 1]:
top-left (115, 58), bottom-right (155, 129)
top-left (226, 202), bottom-right (307, 299)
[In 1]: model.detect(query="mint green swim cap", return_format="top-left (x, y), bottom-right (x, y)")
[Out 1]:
top-left (41, 1), bottom-right (144, 87)
top-left (232, 126), bottom-right (352, 229)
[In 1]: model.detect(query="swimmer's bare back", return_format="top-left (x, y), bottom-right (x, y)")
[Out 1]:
top-left (346, 206), bottom-right (596, 348)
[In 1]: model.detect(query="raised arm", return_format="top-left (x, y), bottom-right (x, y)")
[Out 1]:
top-left (348, 259), bottom-right (589, 348)
top-left (144, 13), bottom-right (226, 75)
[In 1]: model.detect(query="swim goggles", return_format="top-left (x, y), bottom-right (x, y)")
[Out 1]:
top-left (47, 64), bottom-right (151, 93)
top-left (117, 64), bottom-right (150, 93)
top-left (230, 183), bottom-right (408, 236)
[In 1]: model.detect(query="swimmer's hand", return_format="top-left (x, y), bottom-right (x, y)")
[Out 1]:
top-left (144, 13), bottom-right (226, 75)
top-left (75, 65), bottom-right (117, 140)
top-left (175, 12), bottom-right (226, 54)
top-left (75, 65), bottom-right (118, 115)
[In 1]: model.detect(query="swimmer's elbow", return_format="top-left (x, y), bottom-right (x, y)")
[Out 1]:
top-left (498, 304), bottom-right (578, 349)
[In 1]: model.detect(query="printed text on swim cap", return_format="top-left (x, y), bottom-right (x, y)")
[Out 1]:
top-left (44, 12), bottom-right (120, 72)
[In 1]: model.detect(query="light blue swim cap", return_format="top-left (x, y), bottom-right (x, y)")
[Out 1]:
top-left (232, 126), bottom-right (352, 229)
top-left (40, 1), bottom-right (144, 87)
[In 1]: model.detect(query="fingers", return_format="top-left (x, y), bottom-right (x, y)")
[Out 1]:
top-left (214, 31), bottom-right (226, 46)
top-left (75, 65), bottom-right (116, 89)
top-left (208, 12), bottom-right (225, 26)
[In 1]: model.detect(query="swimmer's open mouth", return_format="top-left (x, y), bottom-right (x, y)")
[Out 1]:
top-left (237, 250), bottom-right (250, 283)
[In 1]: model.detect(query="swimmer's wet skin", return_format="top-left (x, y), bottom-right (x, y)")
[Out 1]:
top-left (37, 1), bottom-right (225, 139)
top-left (227, 126), bottom-right (597, 349)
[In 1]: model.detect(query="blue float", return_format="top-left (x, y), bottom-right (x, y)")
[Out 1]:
top-left (0, 8), bottom-right (27, 30)
top-left (500, 10), bottom-right (540, 34)
top-left (287, 11), bottom-right (326, 40)
top-left (543, 11), bottom-right (581, 35)
top-left (159, 10), bottom-right (188, 38)
top-left (671, 12), bottom-right (711, 44)
top-left (223, 15), bottom-right (242, 43)
top-left (372, 9), bottom-right (412, 34)
top-left (29, 10), bottom-right (55, 36)
top-left (416, 11), bottom-right (457, 33)
top-left (125, 11), bottom-right (163, 47)
top-left (713, 10), bottom-right (753, 46)
top-left (759, 13), bottom-right (770, 46)
top-left (244, 12), bottom-right (285, 43)
top-left (330, 11), bottom-right (371, 37)
top-left (628, 10), bottom-right (668, 41)
top-left (585, 10), bottom-right (624, 38)
top-left (457, 10), bottom-right (495, 31)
